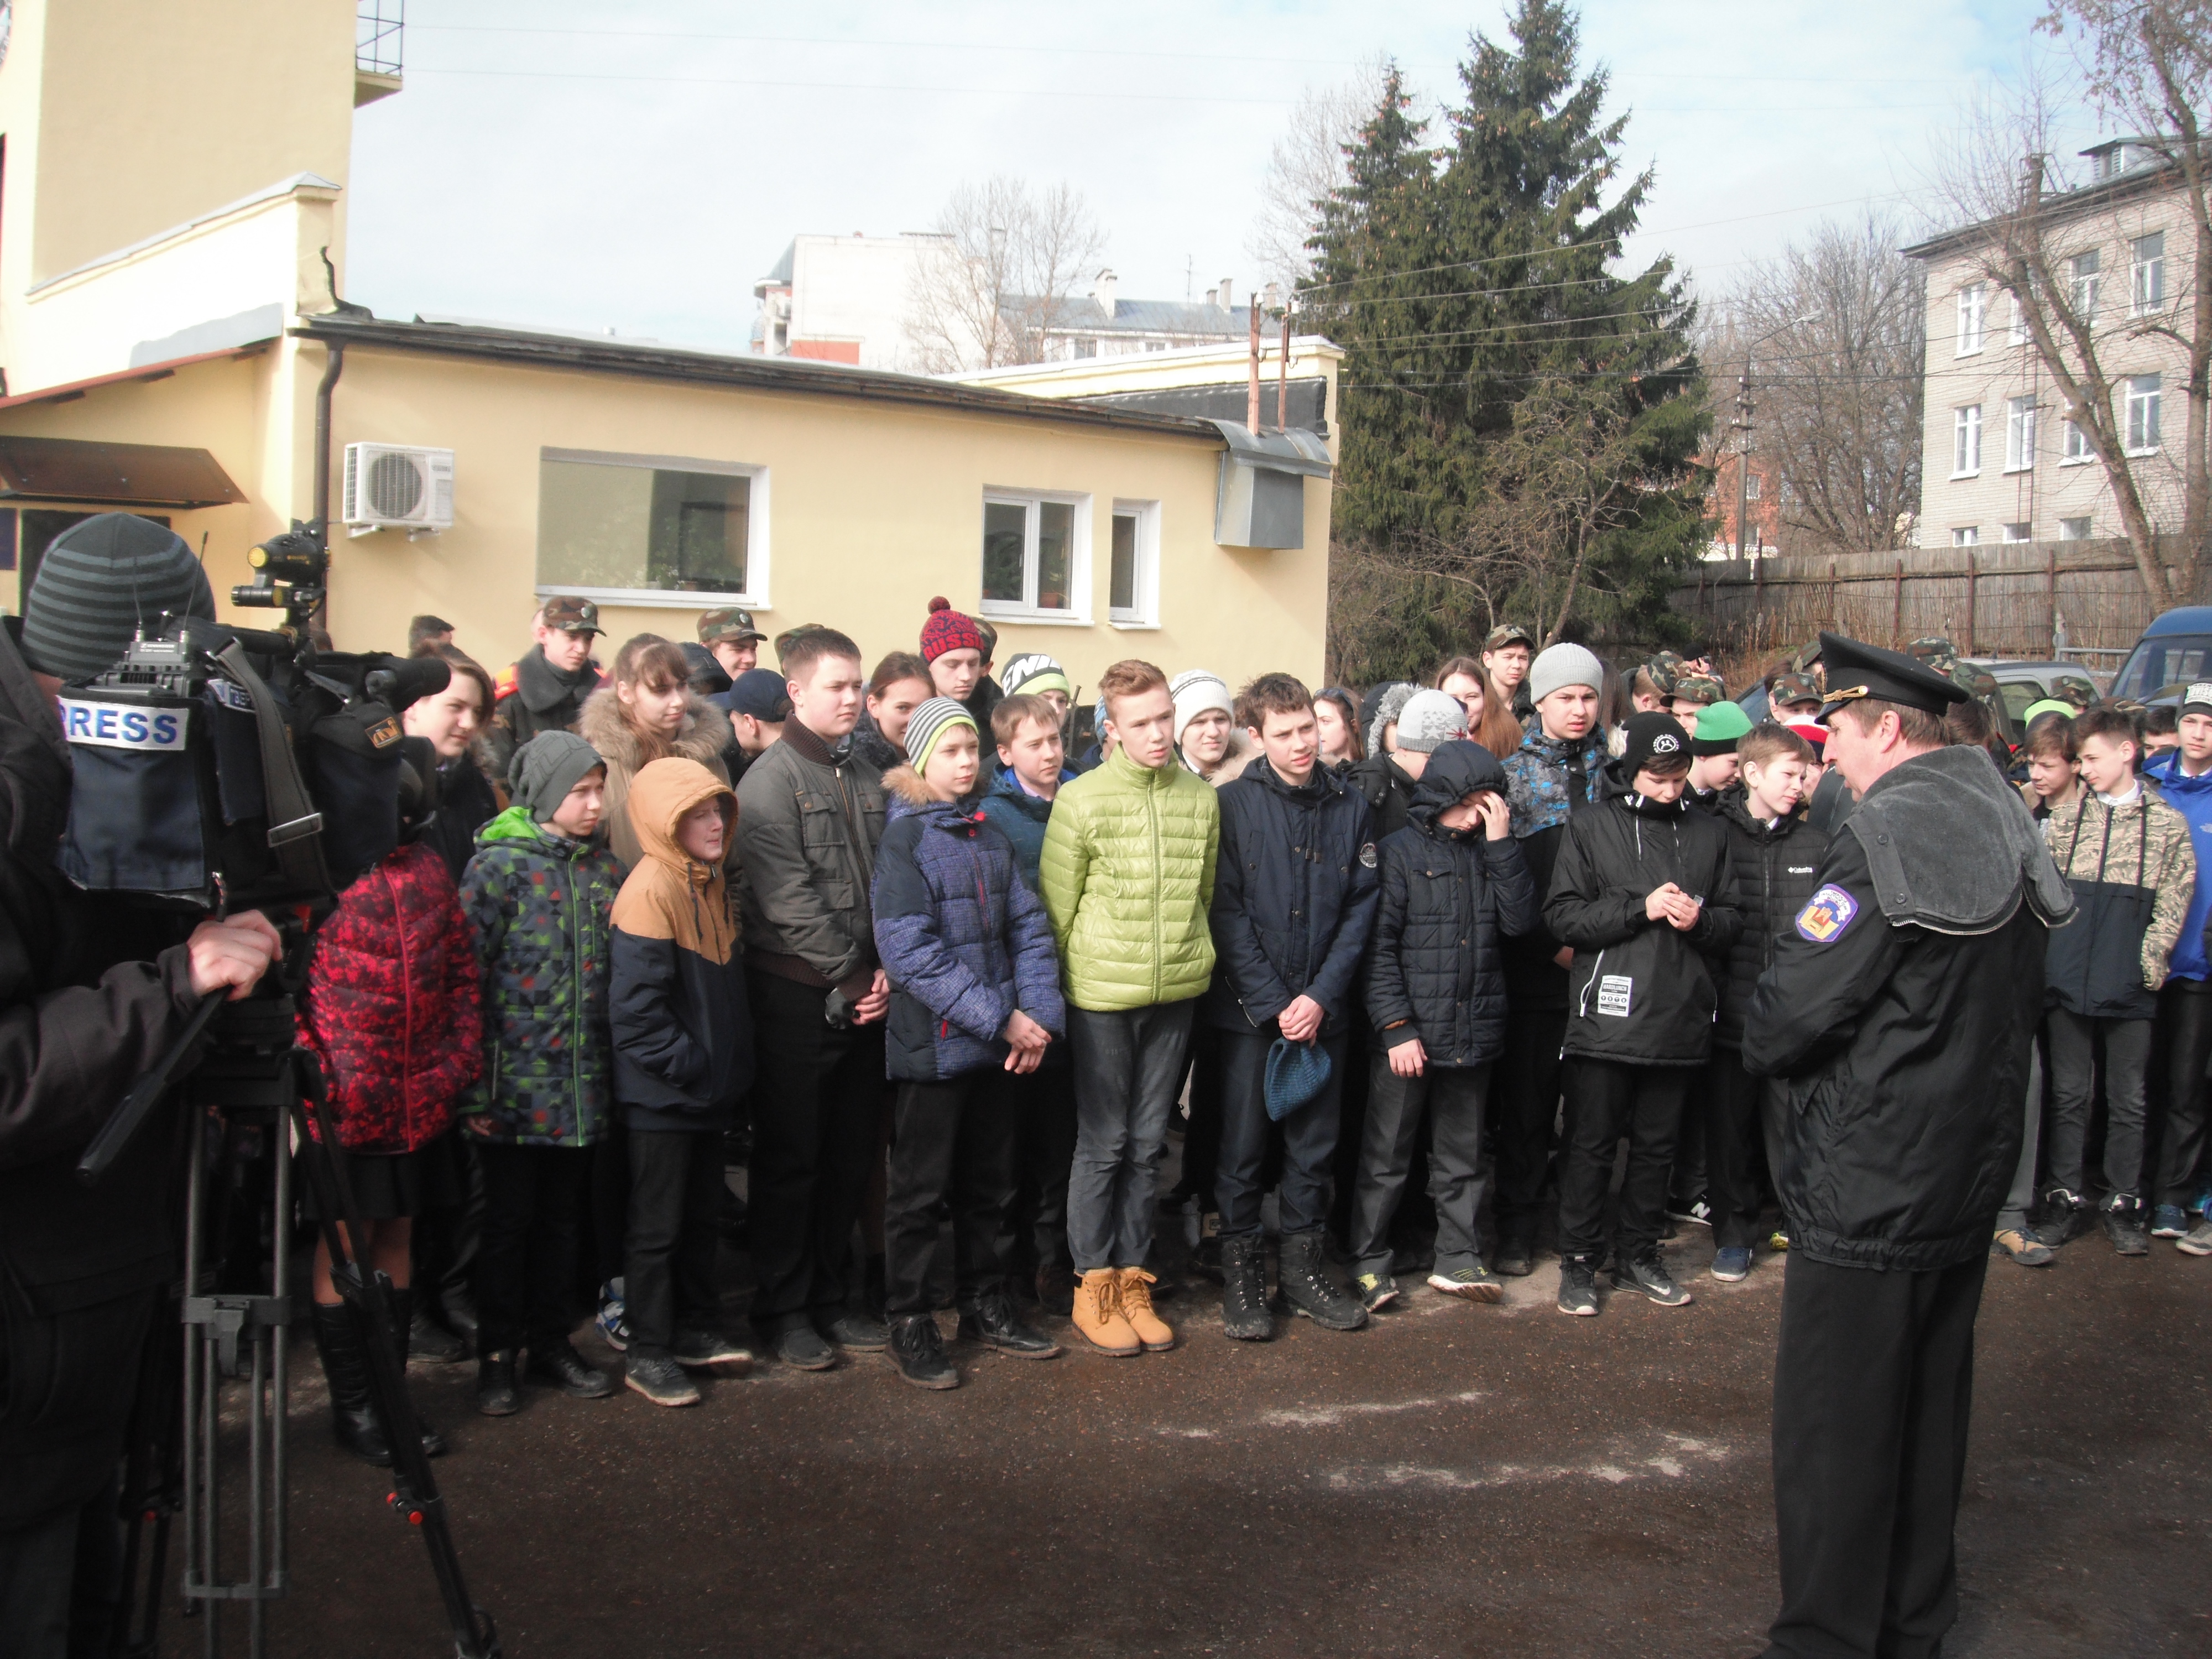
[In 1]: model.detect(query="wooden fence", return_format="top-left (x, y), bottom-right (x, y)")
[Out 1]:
top-left (1668, 539), bottom-right (2199, 659)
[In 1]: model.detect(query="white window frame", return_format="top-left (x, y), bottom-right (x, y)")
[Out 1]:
top-left (534, 446), bottom-right (770, 611)
top-left (2007, 292), bottom-right (2031, 346)
top-left (1955, 282), bottom-right (1986, 355)
top-left (2061, 416), bottom-right (2094, 465)
top-left (1952, 526), bottom-right (1979, 546)
top-left (979, 488), bottom-right (1093, 625)
top-left (2130, 232), bottom-right (2165, 315)
top-left (1952, 404), bottom-right (1982, 477)
top-left (2004, 395), bottom-right (2036, 473)
top-left (2126, 373), bottom-right (2163, 454)
top-left (2069, 249), bottom-right (2100, 316)
top-left (2059, 516), bottom-right (2093, 541)
top-left (1107, 498), bottom-right (1161, 628)
top-left (2001, 521), bottom-right (2032, 542)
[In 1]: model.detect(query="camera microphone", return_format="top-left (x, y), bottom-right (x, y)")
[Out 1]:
top-left (363, 653), bottom-right (451, 712)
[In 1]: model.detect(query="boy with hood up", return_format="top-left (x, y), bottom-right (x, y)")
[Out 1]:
top-left (609, 758), bottom-right (756, 1406)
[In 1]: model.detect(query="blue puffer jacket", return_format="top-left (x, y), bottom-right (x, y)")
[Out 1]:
top-left (2146, 748), bottom-right (2212, 982)
top-left (978, 764), bottom-right (1074, 895)
top-left (872, 768), bottom-right (1066, 1081)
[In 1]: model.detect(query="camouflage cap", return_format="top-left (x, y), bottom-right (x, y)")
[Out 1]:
top-left (1768, 671), bottom-right (1823, 708)
top-left (539, 594), bottom-right (602, 635)
top-left (697, 607), bottom-right (766, 645)
top-left (1906, 637), bottom-right (1959, 673)
top-left (1484, 623), bottom-right (1536, 653)
top-left (2051, 676), bottom-right (2096, 709)
top-left (774, 623), bottom-right (832, 663)
top-left (1671, 673), bottom-right (1725, 707)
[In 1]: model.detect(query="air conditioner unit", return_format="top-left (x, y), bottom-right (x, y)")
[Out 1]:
top-left (341, 443), bottom-right (455, 538)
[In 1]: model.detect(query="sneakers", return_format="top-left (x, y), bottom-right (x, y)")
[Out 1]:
top-left (1493, 1237), bottom-right (1536, 1279)
top-left (1354, 1271), bottom-right (1398, 1312)
top-left (2038, 1188), bottom-right (2093, 1246)
top-left (1556, 1259), bottom-right (1599, 1317)
top-left (2101, 1198), bottom-right (2151, 1257)
top-left (1992, 1227), bottom-right (2055, 1267)
top-left (2178, 1218), bottom-right (2212, 1256)
top-left (1766, 1226), bottom-right (1791, 1252)
top-left (674, 1329), bottom-right (754, 1373)
top-left (1611, 1253), bottom-right (1693, 1307)
top-left (1072, 1269), bottom-right (1141, 1356)
top-left (886, 1314), bottom-right (960, 1390)
top-left (476, 1350), bottom-right (520, 1416)
top-left (817, 1311), bottom-right (888, 1353)
top-left (1219, 1235), bottom-right (1272, 1342)
top-left (2151, 1204), bottom-right (2190, 1240)
top-left (1276, 1230), bottom-right (1367, 1331)
top-left (625, 1353), bottom-right (700, 1407)
top-left (1667, 1196), bottom-right (1714, 1228)
top-left (529, 1339), bottom-right (617, 1398)
top-left (1711, 1246), bottom-right (1754, 1282)
top-left (957, 1290), bottom-right (1061, 1359)
top-left (595, 1280), bottom-right (629, 1352)
top-left (1427, 1265), bottom-right (1504, 1304)
top-left (1115, 1269), bottom-right (1177, 1352)
top-left (771, 1324), bottom-right (838, 1371)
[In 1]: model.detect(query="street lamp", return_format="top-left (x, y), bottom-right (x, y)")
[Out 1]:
top-left (1731, 314), bottom-right (1819, 562)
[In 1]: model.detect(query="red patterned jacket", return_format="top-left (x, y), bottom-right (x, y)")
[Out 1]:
top-left (300, 839), bottom-right (483, 1152)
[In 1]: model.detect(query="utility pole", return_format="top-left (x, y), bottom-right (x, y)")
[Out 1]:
top-left (1277, 297), bottom-right (1292, 429)
top-left (1731, 363), bottom-right (1756, 562)
top-left (1248, 293), bottom-right (1262, 431)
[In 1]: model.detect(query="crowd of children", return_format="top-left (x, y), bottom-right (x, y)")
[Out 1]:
top-left (290, 601), bottom-right (2211, 1442)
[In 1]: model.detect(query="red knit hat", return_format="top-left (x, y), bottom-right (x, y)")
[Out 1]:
top-left (920, 596), bottom-right (987, 663)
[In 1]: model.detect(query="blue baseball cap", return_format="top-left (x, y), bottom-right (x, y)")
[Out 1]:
top-left (713, 667), bottom-right (793, 722)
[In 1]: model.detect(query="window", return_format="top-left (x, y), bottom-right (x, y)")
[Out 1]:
top-left (2008, 292), bottom-right (2031, 346)
top-left (1074, 338), bottom-right (1098, 359)
top-left (1108, 499), bottom-right (1161, 626)
top-left (2069, 249), bottom-right (2100, 315)
top-left (1952, 526), bottom-right (1979, 546)
top-left (2060, 516), bottom-right (2093, 540)
top-left (2131, 231), bottom-right (2164, 314)
top-left (1952, 404), bottom-right (1982, 475)
top-left (1744, 472), bottom-right (1762, 499)
top-left (2002, 521), bottom-right (2032, 542)
top-left (1955, 283), bottom-right (1986, 354)
top-left (2005, 395), bottom-right (2036, 471)
top-left (2126, 373), bottom-right (2162, 452)
top-left (536, 449), bottom-right (766, 607)
top-left (2062, 416), bottom-right (2092, 463)
top-left (981, 491), bottom-right (1090, 621)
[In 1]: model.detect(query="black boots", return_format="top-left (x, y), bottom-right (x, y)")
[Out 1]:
top-left (310, 1292), bottom-right (450, 1466)
top-left (1220, 1234), bottom-right (1272, 1340)
top-left (476, 1349), bottom-right (520, 1416)
top-left (1276, 1229), bottom-right (1367, 1331)
top-left (886, 1313), bottom-right (959, 1390)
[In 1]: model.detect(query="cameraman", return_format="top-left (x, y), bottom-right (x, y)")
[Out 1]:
top-left (0, 514), bottom-right (281, 1657)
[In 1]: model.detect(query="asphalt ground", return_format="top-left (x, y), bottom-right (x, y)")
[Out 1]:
top-left (163, 1212), bottom-right (2209, 1659)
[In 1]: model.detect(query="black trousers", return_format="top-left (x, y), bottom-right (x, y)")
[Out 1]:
top-left (623, 1128), bottom-right (724, 1360)
top-left (1494, 1003), bottom-right (1568, 1246)
top-left (744, 971), bottom-right (886, 1331)
top-left (1699, 1047), bottom-right (1768, 1250)
top-left (1762, 1253), bottom-right (1987, 1659)
top-left (1556, 1056), bottom-right (1688, 1264)
top-left (410, 1130), bottom-right (483, 1322)
top-left (589, 1117), bottom-right (630, 1291)
top-left (2152, 975), bottom-right (2212, 1207)
top-left (1004, 1063), bottom-right (1077, 1274)
top-left (885, 1069), bottom-right (1021, 1315)
top-left (1180, 1022), bottom-right (1225, 1212)
top-left (1216, 1029), bottom-right (1348, 1238)
top-left (473, 1142), bottom-right (589, 1354)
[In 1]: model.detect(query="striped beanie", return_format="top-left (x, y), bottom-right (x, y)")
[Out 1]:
top-left (1001, 651), bottom-right (1070, 698)
top-left (920, 597), bottom-right (987, 664)
top-left (904, 695), bottom-right (977, 771)
top-left (21, 513), bottom-right (215, 680)
top-left (1170, 669), bottom-right (1233, 740)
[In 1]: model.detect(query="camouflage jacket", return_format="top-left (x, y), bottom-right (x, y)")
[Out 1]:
top-left (456, 807), bottom-right (625, 1146)
top-left (1503, 727), bottom-right (1611, 839)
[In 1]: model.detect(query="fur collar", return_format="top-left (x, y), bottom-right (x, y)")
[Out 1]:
top-left (578, 686), bottom-right (729, 773)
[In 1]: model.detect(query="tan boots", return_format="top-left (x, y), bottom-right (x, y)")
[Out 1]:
top-left (1072, 1269), bottom-right (1139, 1356)
top-left (1115, 1267), bottom-right (1176, 1352)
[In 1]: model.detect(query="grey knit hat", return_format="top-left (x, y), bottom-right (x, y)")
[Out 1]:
top-left (510, 731), bottom-right (606, 825)
top-left (904, 695), bottom-right (977, 770)
top-left (1393, 689), bottom-right (1470, 754)
top-left (1365, 682), bottom-right (1417, 758)
top-left (1528, 643), bottom-right (1605, 706)
top-left (20, 513), bottom-right (215, 681)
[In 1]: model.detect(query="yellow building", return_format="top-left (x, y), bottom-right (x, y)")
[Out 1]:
top-left (0, 2), bottom-right (1334, 695)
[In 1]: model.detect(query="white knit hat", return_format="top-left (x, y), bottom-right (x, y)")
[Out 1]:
top-left (1169, 670), bottom-right (1233, 739)
top-left (1528, 643), bottom-right (1605, 705)
top-left (1394, 689), bottom-right (1469, 753)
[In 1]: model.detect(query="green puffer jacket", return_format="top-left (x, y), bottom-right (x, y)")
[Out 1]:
top-left (456, 806), bottom-right (625, 1145)
top-left (1040, 745), bottom-right (1220, 1011)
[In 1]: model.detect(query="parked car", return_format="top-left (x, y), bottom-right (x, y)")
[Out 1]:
top-left (2109, 607), bottom-right (2212, 706)
top-left (1964, 659), bottom-right (2104, 729)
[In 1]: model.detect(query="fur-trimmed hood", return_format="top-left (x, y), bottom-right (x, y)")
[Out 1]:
top-left (578, 685), bottom-right (729, 774)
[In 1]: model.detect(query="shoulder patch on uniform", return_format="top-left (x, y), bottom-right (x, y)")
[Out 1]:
top-left (1359, 841), bottom-right (1378, 868)
top-left (1795, 884), bottom-right (1859, 943)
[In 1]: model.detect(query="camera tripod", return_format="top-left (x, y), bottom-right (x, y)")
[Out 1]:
top-left (83, 992), bottom-right (499, 1659)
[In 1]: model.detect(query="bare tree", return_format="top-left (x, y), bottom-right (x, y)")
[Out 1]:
top-left (1709, 215), bottom-right (1927, 554)
top-left (1933, 7), bottom-right (2212, 604)
top-left (905, 177), bottom-right (1107, 372)
top-left (1246, 61), bottom-right (1392, 295)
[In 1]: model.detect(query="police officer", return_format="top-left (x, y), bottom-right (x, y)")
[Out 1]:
top-left (1743, 633), bottom-right (2072, 1659)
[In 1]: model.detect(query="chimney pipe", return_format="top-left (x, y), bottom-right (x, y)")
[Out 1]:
top-left (1218, 277), bottom-right (1233, 311)
top-left (1248, 293), bottom-right (1261, 431)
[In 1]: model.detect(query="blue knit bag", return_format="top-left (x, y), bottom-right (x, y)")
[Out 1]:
top-left (1264, 1037), bottom-right (1332, 1121)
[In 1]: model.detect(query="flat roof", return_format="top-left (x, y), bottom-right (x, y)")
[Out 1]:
top-left (288, 315), bottom-right (1228, 441)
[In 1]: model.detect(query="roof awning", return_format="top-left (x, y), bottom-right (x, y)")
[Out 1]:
top-left (0, 436), bottom-right (244, 508)
top-left (1206, 420), bottom-right (1335, 478)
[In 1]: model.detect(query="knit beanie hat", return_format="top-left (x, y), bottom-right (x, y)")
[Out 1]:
top-left (1170, 670), bottom-right (1233, 740)
top-left (1691, 700), bottom-right (1753, 757)
top-left (511, 730), bottom-right (606, 824)
top-left (1620, 710), bottom-right (1692, 776)
top-left (20, 512), bottom-right (216, 680)
top-left (1001, 652), bottom-right (1070, 699)
top-left (904, 695), bottom-right (977, 771)
top-left (1528, 643), bottom-right (1604, 707)
top-left (1365, 681), bottom-right (1417, 758)
top-left (1394, 688), bottom-right (1470, 754)
top-left (1785, 719), bottom-right (1828, 756)
top-left (920, 597), bottom-right (987, 664)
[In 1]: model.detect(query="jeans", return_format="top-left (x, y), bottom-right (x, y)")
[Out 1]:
top-left (1761, 1254), bottom-right (1987, 1659)
top-left (473, 1141), bottom-right (589, 1353)
top-left (1004, 1063), bottom-right (1077, 1274)
top-left (1556, 1057), bottom-right (1689, 1264)
top-left (744, 971), bottom-right (887, 1329)
top-left (624, 1128), bottom-right (724, 1360)
top-left (2153, 975), bottom-right (2212, 1207)
top-left (1066, 1001), bottom-right (1194, 1273)
top-left (2046, 1010), bottom-right (2151, 1198)
top-left (1351, 1057), bottom-right (1491, 1279)
top-left (1996, 1041), bottom-right (2044, 1233)
top-left (1699, 1048), bottom-right (1769, 1250)
top-left (1494, 1003), bottom-right (1567, 1245)
top-left (885, 1069), bottom-right (1020, 1314)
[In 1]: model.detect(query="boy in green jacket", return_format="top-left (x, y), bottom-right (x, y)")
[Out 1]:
top-left (1040, 660), bottom-right (1220, 1357)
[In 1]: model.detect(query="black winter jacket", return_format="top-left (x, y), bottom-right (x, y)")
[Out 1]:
top-left (1365, 742), bottom-right (1540, 1066)
top-left (1713, 790), bottom-right (1829, 1049)
top-left (1544, 763), bottom-right (1743, 1067)
top-left (1204, 759), bottom-right (1380, 1037)
top-left (1347, 753), bottom-right (1419, 842)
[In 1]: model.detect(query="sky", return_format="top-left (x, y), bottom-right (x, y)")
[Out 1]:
top-left (343, 0), bottom-right (2084, 356)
